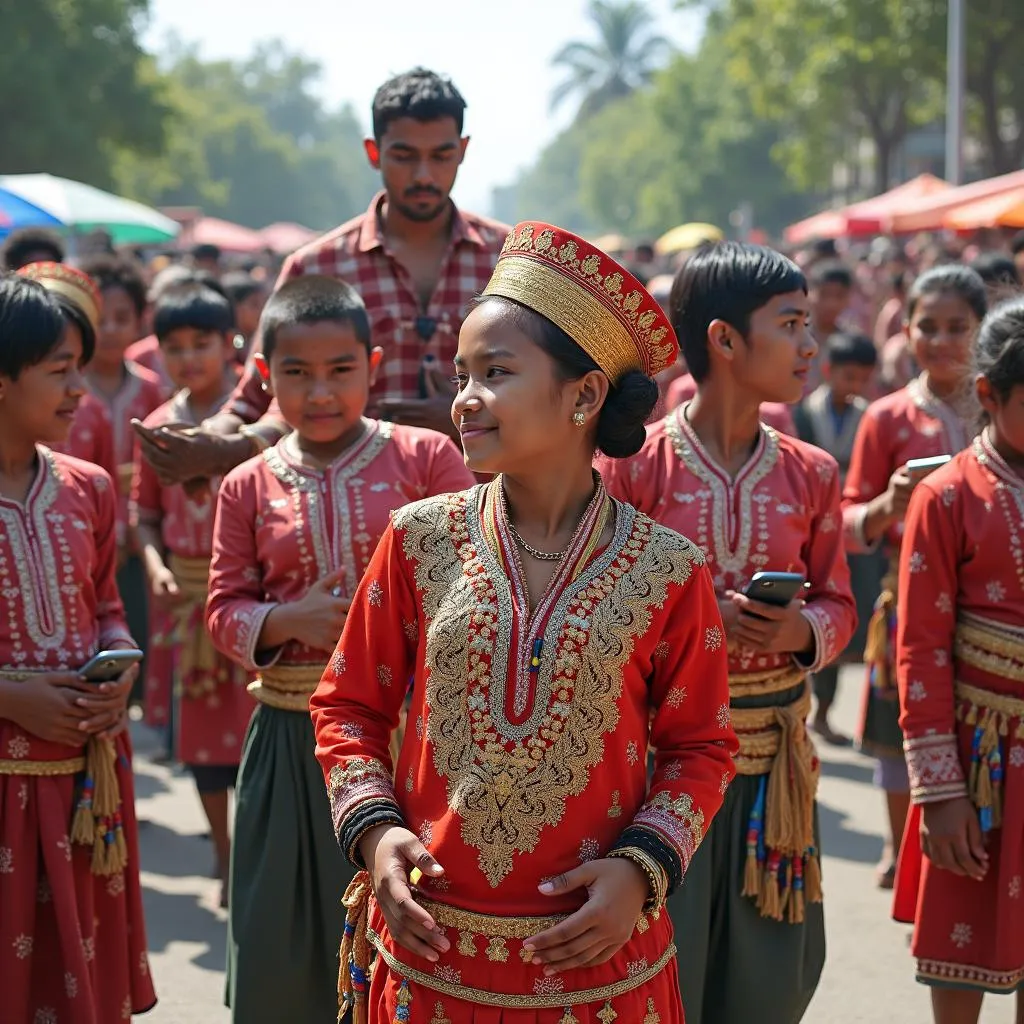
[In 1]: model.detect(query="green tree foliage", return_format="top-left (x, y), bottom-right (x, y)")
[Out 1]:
top-left (0, 0), bottom-right (168, 188)
top-left (551, 0), bottom-right (672, 118)
top-left (113, 40), bottom-right (378, 229)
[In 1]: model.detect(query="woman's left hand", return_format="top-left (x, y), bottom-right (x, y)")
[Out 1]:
top-left (523, 858), bottom-right (649, 975)
top-left (729, 593), bottom-right (812, 654)
top-left (75, 665), bottom-right (138, 738)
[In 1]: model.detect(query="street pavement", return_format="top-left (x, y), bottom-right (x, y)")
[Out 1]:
top-left (133, 665), bottom-right (1013, 1022)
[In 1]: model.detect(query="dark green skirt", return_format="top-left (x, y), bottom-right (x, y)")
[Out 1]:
top-left (117, 554), bottom-right (148, 705)
top-left (672, 774), bottom-right (825, 1024)
top-left (226, 704), bottom-right (354, 1023)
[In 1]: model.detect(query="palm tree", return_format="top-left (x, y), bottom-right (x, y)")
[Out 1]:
top-left (551, 0), bottom-right (673, 118)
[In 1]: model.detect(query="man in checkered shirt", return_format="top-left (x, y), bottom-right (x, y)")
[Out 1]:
top-left (136, 67), bottom-right (509, 486)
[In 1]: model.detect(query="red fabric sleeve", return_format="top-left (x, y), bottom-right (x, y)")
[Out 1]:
top-left (632, 560), bottom-right (737, 873)
top-left (896, 477), bottom-right (966, 803)
top-left (90, 470), bottom-right (134, 648)
top-left (841, 404), bottom-right (895, 552)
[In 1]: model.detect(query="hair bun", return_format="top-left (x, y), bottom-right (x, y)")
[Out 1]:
top-left (597, 370), bottom-right (659, 458)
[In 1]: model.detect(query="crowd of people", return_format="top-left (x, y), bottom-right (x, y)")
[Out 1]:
top-left (1, 64), bottom-right (1023, 1024)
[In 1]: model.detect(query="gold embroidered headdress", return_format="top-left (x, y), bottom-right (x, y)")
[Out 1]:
top-left (483, 222), bottom-right (678, 381)
top-left (17, 261), bottom-right (102, 335)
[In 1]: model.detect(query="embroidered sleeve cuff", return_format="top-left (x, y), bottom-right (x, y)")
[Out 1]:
top-left (611, 826), bottom-right (682, 896)
top-left (794, 605), bottom-right (836, 674)
top-left (905, 733), bottom-right (968, 803)
top-left (845, 505), bottom-right (882, 555)
top-left (239, 602), bottom-right (281, 673)
top-left (329, 759), bottom-right (401, 865)
top-left (98, 626), bottom-right (137, 650)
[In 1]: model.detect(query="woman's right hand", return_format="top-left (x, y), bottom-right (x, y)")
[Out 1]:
top-left (358, 823), bottom-right (450, 962)
top-left (150, 565), bottom-right (184, 610)
top-left (921, 797), bottom-right (989, 880)
top-left (3, 672), bottom-right (93, 746)
top-left (884, 465), bottom-right (916, 521)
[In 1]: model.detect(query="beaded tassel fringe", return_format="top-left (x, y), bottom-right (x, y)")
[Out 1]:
top-left (70, 736), bottom-right (127, 876)
top-left (338, 872), bottom-right (373, 1024)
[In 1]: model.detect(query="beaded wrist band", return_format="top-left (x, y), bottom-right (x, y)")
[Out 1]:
top-left (611, 825), bottom-right (682, 895)
top-left (608, 846), bottom-right (668, 913)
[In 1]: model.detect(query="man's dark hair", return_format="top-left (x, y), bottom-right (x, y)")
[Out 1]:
top-left (372, 67), bottom-right (467, 140)
top-left (970, 251), bottom-right (1021, 290)
top-left (259, 275), bottom-right (371, 361)
top-left (78, 255), bottom-right (149, 318)
top-left (0, 274), bottom-right (67, 379)
top-left (153, 282), bottom-right (235, 342)
top-left (1, 228), bottom-right (66, 271)
top-left (809, 260), bottom-right (854, 291)
top-left (825, 330), bottom-right (878, 368)
top-left (221, 270), bottom-right (266, 307)
top-left (669, 241), bottom-right (807, 383)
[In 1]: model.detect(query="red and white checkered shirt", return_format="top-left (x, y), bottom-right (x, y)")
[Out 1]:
top-left (227, 192), bottom-right (509, 422)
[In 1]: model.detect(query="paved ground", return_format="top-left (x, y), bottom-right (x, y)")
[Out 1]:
top-left (133, 666), bottom-right (1015, 1022)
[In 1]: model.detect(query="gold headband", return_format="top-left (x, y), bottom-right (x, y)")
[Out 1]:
top-left (37, 278), bottom-right (101, 335)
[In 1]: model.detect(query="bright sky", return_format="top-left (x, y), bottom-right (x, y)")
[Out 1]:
top-left (144, 0), bottom-right (703, 216)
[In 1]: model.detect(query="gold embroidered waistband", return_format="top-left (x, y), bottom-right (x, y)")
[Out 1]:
top-left (168, 554), bottom-right (212, 603)
top-left (249, 663), bottom-right (325, 712)
top-left (365, 925), bottom-right (676, 1008)
top-left (732, 685), bottom-right (813, 776)
top-left (955, 681), bottom-right (1024, 732)
top-left (955, 614), bottom-right (1024, 684)
top-left (0, 756), bottom-right (86, 776)
top-left (729, 666), bottom-right (807, 700)
top-left (415, 896), bottom-right (567, 940)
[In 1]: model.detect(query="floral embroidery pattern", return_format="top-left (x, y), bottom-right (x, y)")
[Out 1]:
top-left (0, 847), bottom-right (12, 873)
top-left (13, 934), bottom-right (32, 958)
top-left (705, 625), bottom-right (723, 652)
top-left (579, 838), bottom-right (600, 862)
top-left (7, 735), bottom-right (29, 759)
top-left (951, 922), bottom-right (973, 949)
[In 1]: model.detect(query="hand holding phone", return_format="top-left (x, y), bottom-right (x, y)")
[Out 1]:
top-left (79, 649), bottom-right (144, 683)
top-left (743, 572), bottom-right (807, 608)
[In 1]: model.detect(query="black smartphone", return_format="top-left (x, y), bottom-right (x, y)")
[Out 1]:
top-left (743, 572), bottom-right (807, 608)
top-left (79, 649), bottom-right (144, 683)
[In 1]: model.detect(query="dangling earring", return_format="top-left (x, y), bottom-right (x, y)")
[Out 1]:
top-left (572, 411), bottom-right (586, 427)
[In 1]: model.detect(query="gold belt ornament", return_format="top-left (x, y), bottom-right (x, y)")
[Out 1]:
top-left (167, 555), bottom-right (221, 699)
top-left (729, 665), bottom-right (806, 701)
top-left (0, 670), bottom-right (126, 875)
top-left (249, 663), bottom-right (324, 712)
top-left (955, 612), bottom-right (1024, 685)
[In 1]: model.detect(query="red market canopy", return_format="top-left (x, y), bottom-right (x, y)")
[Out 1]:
top-left (884, 168), bottom-right (1024, 234)
top-left (784, 173), bottom-right (952, 244)
top-left (258, 221), bottom-right (319, 254)
top-left (943, 186), bottom-right (1024, 231)
top-left (178, 216), bottom-right (265, 253)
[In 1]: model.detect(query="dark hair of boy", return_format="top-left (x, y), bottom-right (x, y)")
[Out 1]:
top-left (1, 228), bottom-right (66, 271)
top-left (825, 330), bottom-right (878, 368)
top-left (78, 255), bottom-right (149, 318)
top-left (192, 243), bottom-right (222, 264)
top-left (0, 274), bottom-right (67, 378)
top-left (371, 67), bottom-right (467, 140)
top-left (809, 260), bottom-right (854, 291)
top-left (221, 270), bottom-right (265, 307)
top-left (668, 241), bottom-right (807, 383)
top-left (970, 251), bottom-right (1021, 289)
top-left (258, 276), bottom-right (371, 362)
top-left (153, 282), bottom-right (235, 343)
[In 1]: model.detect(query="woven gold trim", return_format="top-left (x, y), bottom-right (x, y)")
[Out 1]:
top-left (485, 260), bottom-right (637, 383)
top-left (955, 680), bottom-right (1024, 721)
top-left (728, 666), bottom-right (806, 699)
top-left (365, 926), bottom-right (676, 1008)
top-left (168, 554), bottom-right (211, 602)
top-left (416, 897), bottom-right (567, 939)
top-left (955, 616), bottom-right (1024, 683)
top-left (732, 687), bottom-right (812, 777)
top-left (0, 756), bottom-right (86, 776)
top-left (249, 662), bottom-right (325, 712)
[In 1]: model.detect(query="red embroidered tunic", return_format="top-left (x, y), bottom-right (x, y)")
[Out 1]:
top-left (52, 392), bottom-right (117, 485)
top-left (310, 484), bottom-right (737, 1019)
top-left (0, 450), bottom-right (155, 1022)
top-left (604, 406), bottom-right (856, 677)
top-left (893, 435), bottom-right (1024, 992)
top-left (132, 391), bottom-right (252, 764)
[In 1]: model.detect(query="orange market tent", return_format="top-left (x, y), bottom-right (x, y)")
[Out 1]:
top-left (178, 216), bottom-right (265, 253)
top-left (943, 186), bottom-right (1024, 231)
top-left (259, 221), bottom-right (319, 254)
top-left (883, 168), bottom-right (1024, 234)
top-left (784, 173), bottom-right (951, 244)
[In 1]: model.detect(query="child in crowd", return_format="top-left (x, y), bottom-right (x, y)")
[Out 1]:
top-left (0, 274), bottom-right (154, 1021)
top-left (205, 276), bottom-right (472, 1023)
top-left (842, 265), bottom-right (988, 890)
top-left (131, 282), bottom-right (250, 906)
top-left (221, 270), bottom-right (268, 365)
top-left (894, 296), bottom-right (1024, 1023)
top-left (806, 260), bottom-right (856, 393)
top-left (78, 255), bottom-right (167, 688)
top-left (795, 331), bottom-right (881, 743)
top-left (125, 263), bottom-right (197, 389)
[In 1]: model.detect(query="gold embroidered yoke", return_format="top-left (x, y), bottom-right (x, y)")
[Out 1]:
top-left (311, 485), bottom-right (737, 914)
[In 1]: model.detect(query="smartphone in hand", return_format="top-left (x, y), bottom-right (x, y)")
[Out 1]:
top-left (79, 650), bottom-right (143, 683)
top-left (743, 572), bottom-right (807, 608)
